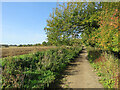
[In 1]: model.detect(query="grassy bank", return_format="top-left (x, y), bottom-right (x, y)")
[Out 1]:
top-left (86, 46), bottom-right (119, 88)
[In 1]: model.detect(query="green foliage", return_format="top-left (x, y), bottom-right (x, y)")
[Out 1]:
top-left (34, 43), bottom-right (41, 46)
top-left (87, 47), bottom-right (119, 88)
top-left (42, 41), bottom-right (52, 46)
top-left (44, 2), bottom-right (119, 51)
top-left (83, 2), bottom-right (119, 52)
top-left (42, 41), bottom-right (47, 46)
top-left (44, 2), bottom-right (101, 46)
top-left (2, 46), bottom-right (82, 89)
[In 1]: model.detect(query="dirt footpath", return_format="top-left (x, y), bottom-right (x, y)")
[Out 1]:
top-left (58, 49), bottom-right (104, 88)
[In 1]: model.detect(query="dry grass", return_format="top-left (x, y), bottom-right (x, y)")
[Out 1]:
top-left (0, 46), bottom-right (56, 58)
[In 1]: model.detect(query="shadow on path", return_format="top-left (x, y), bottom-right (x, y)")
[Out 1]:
top-left (46, 48), bottom-right (103, 89)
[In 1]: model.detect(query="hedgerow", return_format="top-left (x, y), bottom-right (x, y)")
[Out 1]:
top-left (1, 46), bottom-right (82, 89)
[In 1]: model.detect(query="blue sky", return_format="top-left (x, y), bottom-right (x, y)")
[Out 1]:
top-left (2, 2), bottom-right (59, 45)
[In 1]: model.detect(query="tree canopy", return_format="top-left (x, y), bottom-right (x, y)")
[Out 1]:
top-left (44, 2), bottom-right (119, 52)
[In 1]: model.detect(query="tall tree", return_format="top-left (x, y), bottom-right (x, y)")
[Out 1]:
top-left (45, 2), bottom-right (101, 46)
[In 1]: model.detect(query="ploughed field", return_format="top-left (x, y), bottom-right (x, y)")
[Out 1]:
top-left (0, 46), bottom-right (56, 58)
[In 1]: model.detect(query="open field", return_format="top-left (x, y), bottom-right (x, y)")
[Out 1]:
top-left (0, 46), bottom-right (56, 58)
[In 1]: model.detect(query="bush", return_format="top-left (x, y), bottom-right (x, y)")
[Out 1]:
top-left (1, 46), bottom-right (82, 89)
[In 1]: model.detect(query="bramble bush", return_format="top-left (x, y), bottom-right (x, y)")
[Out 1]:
top-left (1, 46), bottom-right (82, 89)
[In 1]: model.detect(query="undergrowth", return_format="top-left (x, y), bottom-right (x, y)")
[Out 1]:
top-left (87, 46), bottom-right (119, 88)
top-left (1, 46), bottom-right (82, 89)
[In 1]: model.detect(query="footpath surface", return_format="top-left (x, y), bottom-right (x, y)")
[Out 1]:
top-left (51, 48), bottom-right (104, 88)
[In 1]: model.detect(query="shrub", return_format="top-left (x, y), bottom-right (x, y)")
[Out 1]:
top-left (1, 46), bottom-right (82, 89)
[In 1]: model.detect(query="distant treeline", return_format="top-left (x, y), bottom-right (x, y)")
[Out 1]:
top-left (17, 41), bottom-right (52, 47)
top-left (0, 41), bottom-right (52, 47)
top-left (0, 44), bottom-right (9, 47)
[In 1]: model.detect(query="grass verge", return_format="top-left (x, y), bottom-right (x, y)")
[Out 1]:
top-left (87, 46), bottom-right (119, 88)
